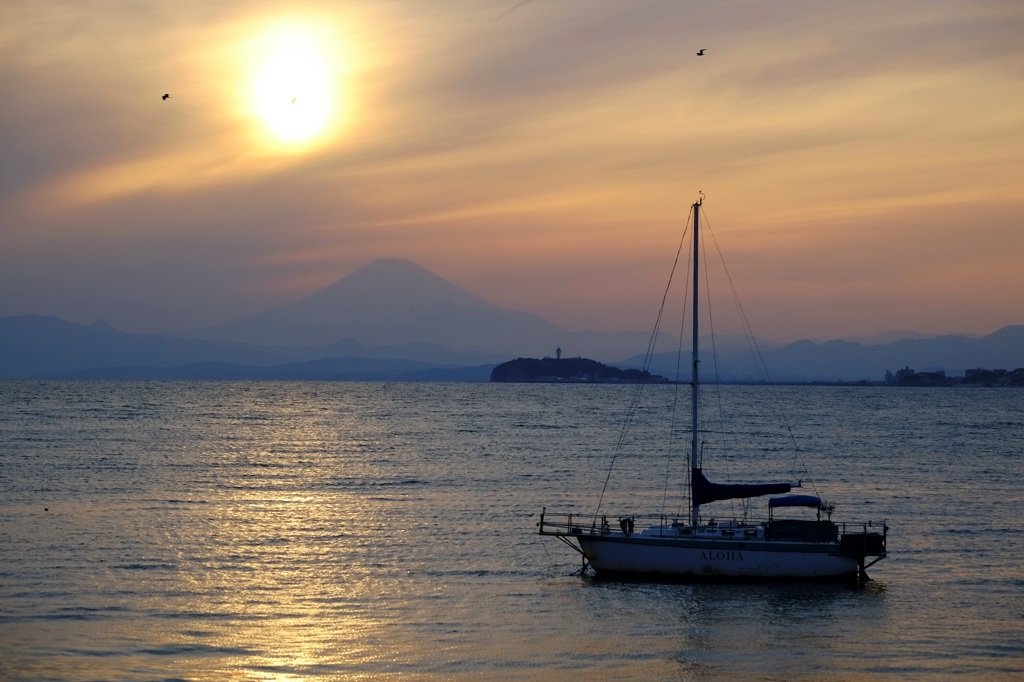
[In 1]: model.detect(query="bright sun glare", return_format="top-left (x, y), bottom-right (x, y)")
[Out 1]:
top-left (243, 21), bottom-right (344, 149)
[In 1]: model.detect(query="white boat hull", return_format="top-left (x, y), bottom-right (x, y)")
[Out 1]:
top-left (576, 534), bottom-right (858, 579)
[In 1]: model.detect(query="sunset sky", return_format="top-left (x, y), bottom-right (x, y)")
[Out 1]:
top-left (2, 0), bottom-right (1022, 343)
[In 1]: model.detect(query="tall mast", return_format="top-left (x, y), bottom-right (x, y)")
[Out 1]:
top-left (691, 198), bottom-right (701, 527)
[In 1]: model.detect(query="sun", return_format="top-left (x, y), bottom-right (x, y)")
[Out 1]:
top-left (242, 21), bottom-right (345, 149)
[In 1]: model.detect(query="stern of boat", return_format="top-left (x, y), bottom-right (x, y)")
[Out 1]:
top-left (839, 522), bottom-right (888, 583)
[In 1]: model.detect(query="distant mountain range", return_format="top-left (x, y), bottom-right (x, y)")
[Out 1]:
top-left (0, 258), bottom-right (1020, 381)
top-left (632, 326), bottom-right (1024, 383)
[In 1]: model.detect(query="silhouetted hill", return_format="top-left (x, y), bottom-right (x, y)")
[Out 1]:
top-left (0, 315), bottom-right (280, 377)
top-left (0, 315), bottom-right (502, 379)
top-left (38, 358), bottom-right (495, 382)
top-left (632, 325), bottom-right (1024, 382)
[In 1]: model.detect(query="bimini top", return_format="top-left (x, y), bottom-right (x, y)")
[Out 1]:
top-left (768, 494), bottom-right (823, 509)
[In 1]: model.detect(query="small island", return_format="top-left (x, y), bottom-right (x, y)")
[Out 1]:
top-left (490, 356), bottom-right (667, 384)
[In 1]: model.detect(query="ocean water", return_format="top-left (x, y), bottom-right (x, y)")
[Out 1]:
top-left (1, 380), bottom-right (1021, 681)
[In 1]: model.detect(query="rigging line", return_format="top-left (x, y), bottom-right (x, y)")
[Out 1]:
top-left (534, 525), bottom-right (558, 568)
top-left (696, 209), bottom-right (745, 518)
top-left (700, 207), bottom-right (740, 521)
top-left (662, 217), bottom-right (693, 520)
top-left (665, 211), bottom-right (695, 521)
top-left (676, 229), bottom-right (694, 519)
top-left (594, 207), bottom-right (693, 520)
top-left (702, 209), bottom-right (820, 498)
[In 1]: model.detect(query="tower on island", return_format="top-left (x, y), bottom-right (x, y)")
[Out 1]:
top-left (556, 347), bottom-right (562, 360)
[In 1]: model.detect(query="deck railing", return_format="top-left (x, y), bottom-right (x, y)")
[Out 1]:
top-left (538, 507), bottom-right (887, 556)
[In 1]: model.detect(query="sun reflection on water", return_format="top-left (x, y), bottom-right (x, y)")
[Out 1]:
top-left (3, 382), bottom-right (1022, 679)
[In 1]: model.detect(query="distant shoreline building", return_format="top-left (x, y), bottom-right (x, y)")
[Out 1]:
top-left (885, 366), bottom-right (1024, 387)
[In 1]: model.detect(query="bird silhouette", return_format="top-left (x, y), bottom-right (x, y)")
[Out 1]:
top-left (696, 49), bottom-right (706, 56)
top-left (162, 93), bottom-right (170, 100)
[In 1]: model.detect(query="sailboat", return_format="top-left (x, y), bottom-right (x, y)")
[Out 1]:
top-left (538, 196), bottom-right (887, 581)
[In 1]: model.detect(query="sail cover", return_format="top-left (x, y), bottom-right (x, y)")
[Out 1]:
top-left (691, 468), bottom-right (792, 507)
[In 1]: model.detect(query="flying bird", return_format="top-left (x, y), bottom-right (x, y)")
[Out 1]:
top-left (696, 49), bottom-right (706, 56)
top-left (162, 93), bottom-right (170, 100)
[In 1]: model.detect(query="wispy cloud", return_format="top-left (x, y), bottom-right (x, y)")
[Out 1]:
top-left (1, 0), bottom-right (1022, 339)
